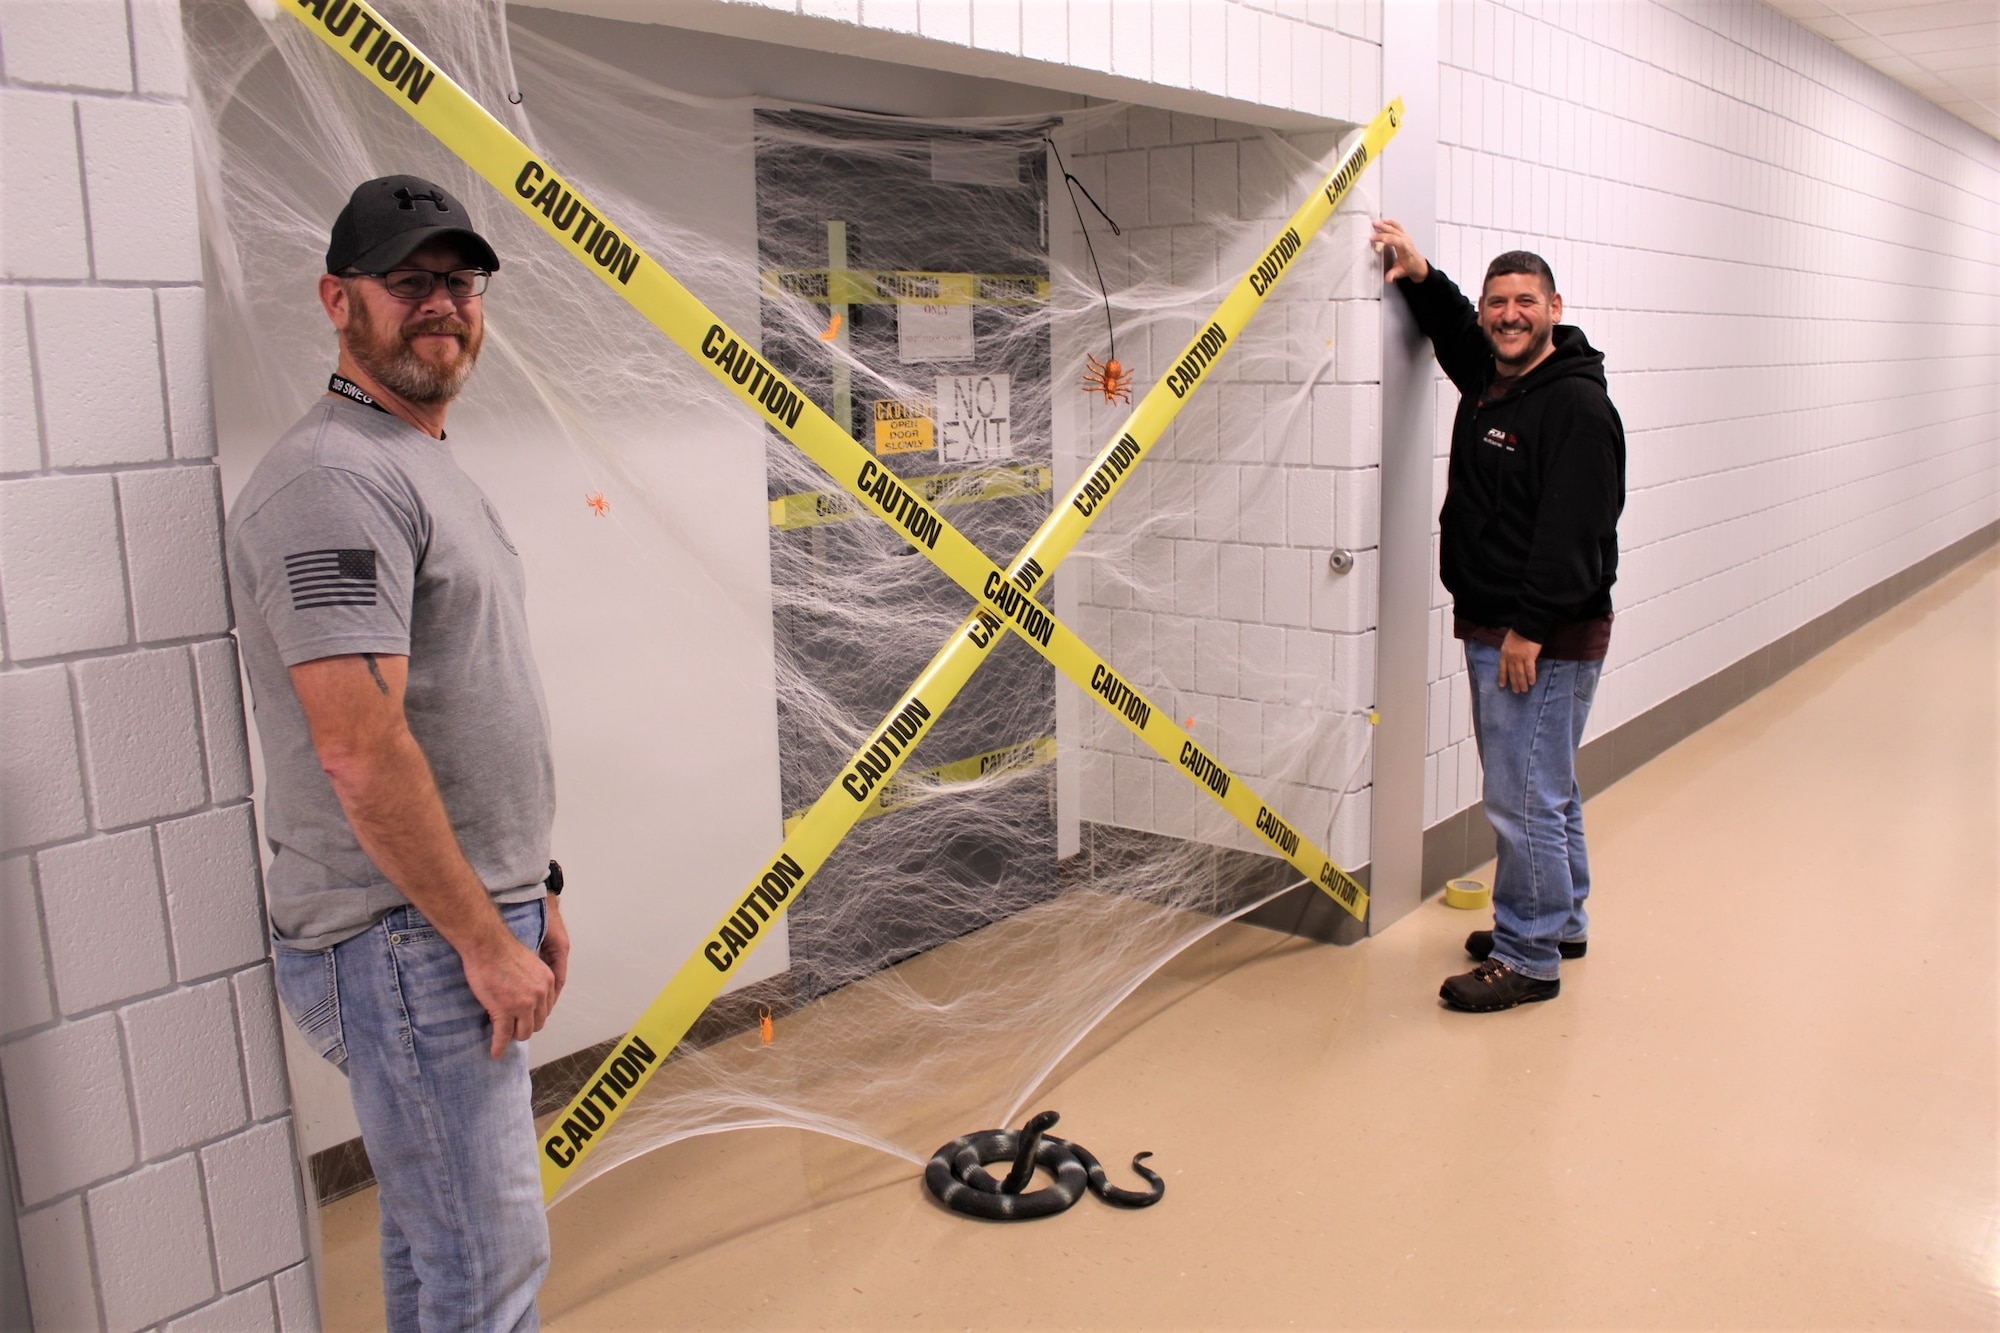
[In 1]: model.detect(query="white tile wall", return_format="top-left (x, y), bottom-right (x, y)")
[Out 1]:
top-left (74, 648), bottom-right (210, 829)
top-left (789, 0), bottom-right (1391, 124)
top-left (0, 89), bottom-right (94, 280)
top-left (16, 1195), bottom-right (100, 1331)
top-left (201, 1121), bottom-right (308, 1291)
top-left (0, 856), bottom-right (54, 1037)
top-left (163, 1282), bottom-right (277, 1333)
top-left (36, 830), bottom-right (174, 1015)
top-left (88, 1155), bottom-right (218, 1331)
top-left (0, 667), bottom-right (92, 852)
top-left (0, 0), bottom-right (135, 92)
top-left (1061, 110), bottom-right (1383, 870)
top-left (0, 2), bottom-right (313, 1327)
top-left (157, 806), bottom-right (269, 982)
top-left (123, 981), bottom-right (251, 1160)
top-left (191, 638), bottom-right (254, 803)
top-left (1419, 0), bottom-right (2000, 826)
top-left (76, 99), bottom-right (203, 283)
top-left (0, 474), bottom-right (131, 659)
top-left (1, 1013), bottom-right (137, 1206)
top-left (31, 287), bottom-right (174, 467)
top-left (0, 288), bottom-right (40, 473)
top-left (118, 466), bottom-right (232, 643)
top-left (271, 1263), bottom-right (317, 1333)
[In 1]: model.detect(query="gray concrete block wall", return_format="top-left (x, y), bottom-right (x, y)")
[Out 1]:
top-left (0, 1), bottom-right (317, 1328)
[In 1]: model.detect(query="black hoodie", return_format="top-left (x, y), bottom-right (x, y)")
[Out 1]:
top-left (1397, 266), bottom-right (1626, 646)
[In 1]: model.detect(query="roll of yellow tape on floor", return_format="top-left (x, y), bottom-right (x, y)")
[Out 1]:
top-left (1444, 878), bottom-right (1492, 910)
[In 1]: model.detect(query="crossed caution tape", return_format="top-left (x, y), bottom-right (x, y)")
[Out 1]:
top-left (279, 0), bottom-right (1399, 1200)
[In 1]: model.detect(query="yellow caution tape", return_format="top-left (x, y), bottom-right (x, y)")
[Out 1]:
top-left (769, 464), bottom-right (1052, 531)
top-left (763, 268), bottom-right (1048, 306)
top-left (280, 0), bottom-right (1397, 1199)
top-left (783, 734), bottom-right (1055, 834)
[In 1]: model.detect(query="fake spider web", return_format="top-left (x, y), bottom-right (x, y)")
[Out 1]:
top-left (189, 0), bottom-right (1383, 1207)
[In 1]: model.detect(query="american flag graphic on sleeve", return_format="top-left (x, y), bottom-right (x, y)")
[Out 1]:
top-left (285, 548), bottom-right (378, 609)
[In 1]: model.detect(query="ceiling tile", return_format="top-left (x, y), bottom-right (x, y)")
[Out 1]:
top-left (1835, 1), bottom-right (1997, 37)
top-left (1761, 0), bottom-right (1999, 140)
top-left (1887, 22), bottom-right (1999, 56)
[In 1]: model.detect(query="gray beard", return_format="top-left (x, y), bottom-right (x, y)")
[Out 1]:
top-left (345, 303), bottom-right (479, 406)
top-left (362, 344), bottom-right (473, 405)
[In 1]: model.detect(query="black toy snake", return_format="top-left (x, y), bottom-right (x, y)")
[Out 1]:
top-left (925, 1110), bottom-right (1165, 1220)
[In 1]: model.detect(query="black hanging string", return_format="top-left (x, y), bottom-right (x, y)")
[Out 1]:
top-left (1045, 137), bottom-right (1121, 361)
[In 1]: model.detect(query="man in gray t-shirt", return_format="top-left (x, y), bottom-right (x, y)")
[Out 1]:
top-left (227, 175), bottom-right (565, 1330)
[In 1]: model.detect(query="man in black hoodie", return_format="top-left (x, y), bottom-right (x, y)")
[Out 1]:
top-left (1371, 219), bottom-right (1626, 1012)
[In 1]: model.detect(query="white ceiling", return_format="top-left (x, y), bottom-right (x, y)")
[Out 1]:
top-left (1762, 0), bottom-right (1999, 139)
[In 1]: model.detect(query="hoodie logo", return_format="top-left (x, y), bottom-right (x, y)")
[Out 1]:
top-left (1482, 427), bottom-right (1518, 453)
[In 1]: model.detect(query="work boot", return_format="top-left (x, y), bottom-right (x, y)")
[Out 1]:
top-left (1440, 959), bottom-right (1559, 1012)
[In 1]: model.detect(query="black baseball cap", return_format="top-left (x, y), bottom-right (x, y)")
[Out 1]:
top-left (325, 174), bottom-right (500, 275)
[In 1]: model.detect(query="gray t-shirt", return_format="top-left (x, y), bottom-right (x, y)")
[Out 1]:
top-left (227, 395), bottom-right (555, 949)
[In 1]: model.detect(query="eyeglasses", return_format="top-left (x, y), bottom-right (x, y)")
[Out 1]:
top-left (345, 268), bottom-right (490, 300)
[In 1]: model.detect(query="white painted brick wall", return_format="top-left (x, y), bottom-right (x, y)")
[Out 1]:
top-left (31, 287), bottom-right (174, 467)
top-left (128, 0), bottom-right (190, 99)
top-left (89, 1155), bottom-right (217, 1330)
top-left (75, 648), bottom-right (210, 828)
top-left (0, 288), bottom-right (40, 473)
top-left (0, 0), bottom-right (134, 91)
top-left (157, 806), bottom-right (269, 981)
top-left (0, 667), bottom-right (90, 852)
top-left (201, 1121), bottom-right (307, 1292)
top-left (232, 966), bottom-right (291, 1122)
top-left (0, 474), bottom-right (131, 658)
top-left (124, 980), bottom-right (251, 1160)
top-left (191, 638), bottom-right (254, 803)
top-left (16, 1195), bottom-right (99, 1331)
top-left (77, 99), bottom-right (204, 283)
top-left (158, 288), bottom-right (218, 458)
top-left (0, 856), bottom-right (54, 1037)
top-left (164, 1282), bottom-right (277, 1333)
top-left (0, 2), bottom-right (314, 1327)
top-left (119, 465), bottom-right (232, 643)
top-left (36, 829), bottom-right (173, 1015)
top-left (0, 88), bottom-right (93, 280)
top-left (1420, 0), bottom-right (2000, 827)
top-left (1, 1013), bottom-right (136, 1206)
top-left (735, 0), bottom-right (1393, 125)
top-left (1061, 110), bottom-right (1384, 870)
top-left (271, 1257), bottom-right (316, 1332)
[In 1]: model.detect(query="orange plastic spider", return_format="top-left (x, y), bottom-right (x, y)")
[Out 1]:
top-left (585, 491), bottom-right (610, 517)
top-left (1081, 352), bottom-right (1134, 404)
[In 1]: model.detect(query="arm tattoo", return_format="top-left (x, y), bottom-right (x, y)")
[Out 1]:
top-left (361, 654), bottom-right (390, 696)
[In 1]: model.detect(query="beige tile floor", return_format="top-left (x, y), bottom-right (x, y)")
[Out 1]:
top-left (319, 549), bottom-right (1999, 1330)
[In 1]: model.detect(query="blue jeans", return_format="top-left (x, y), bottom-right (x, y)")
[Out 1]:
top-left (1464, 641), bottom-right (1601, 982)
top-left (276, 901), bottom-right (550, 1333)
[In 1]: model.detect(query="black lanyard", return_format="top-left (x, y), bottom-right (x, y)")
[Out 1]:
top-left (328, 373), bottom-right (392, 416)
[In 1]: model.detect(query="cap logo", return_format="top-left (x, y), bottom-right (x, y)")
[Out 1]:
top-left (394, 187), bottom-right (449, 213)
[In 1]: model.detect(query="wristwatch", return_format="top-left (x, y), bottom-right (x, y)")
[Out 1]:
top-left (544, 859), bottom-right (564, 896)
